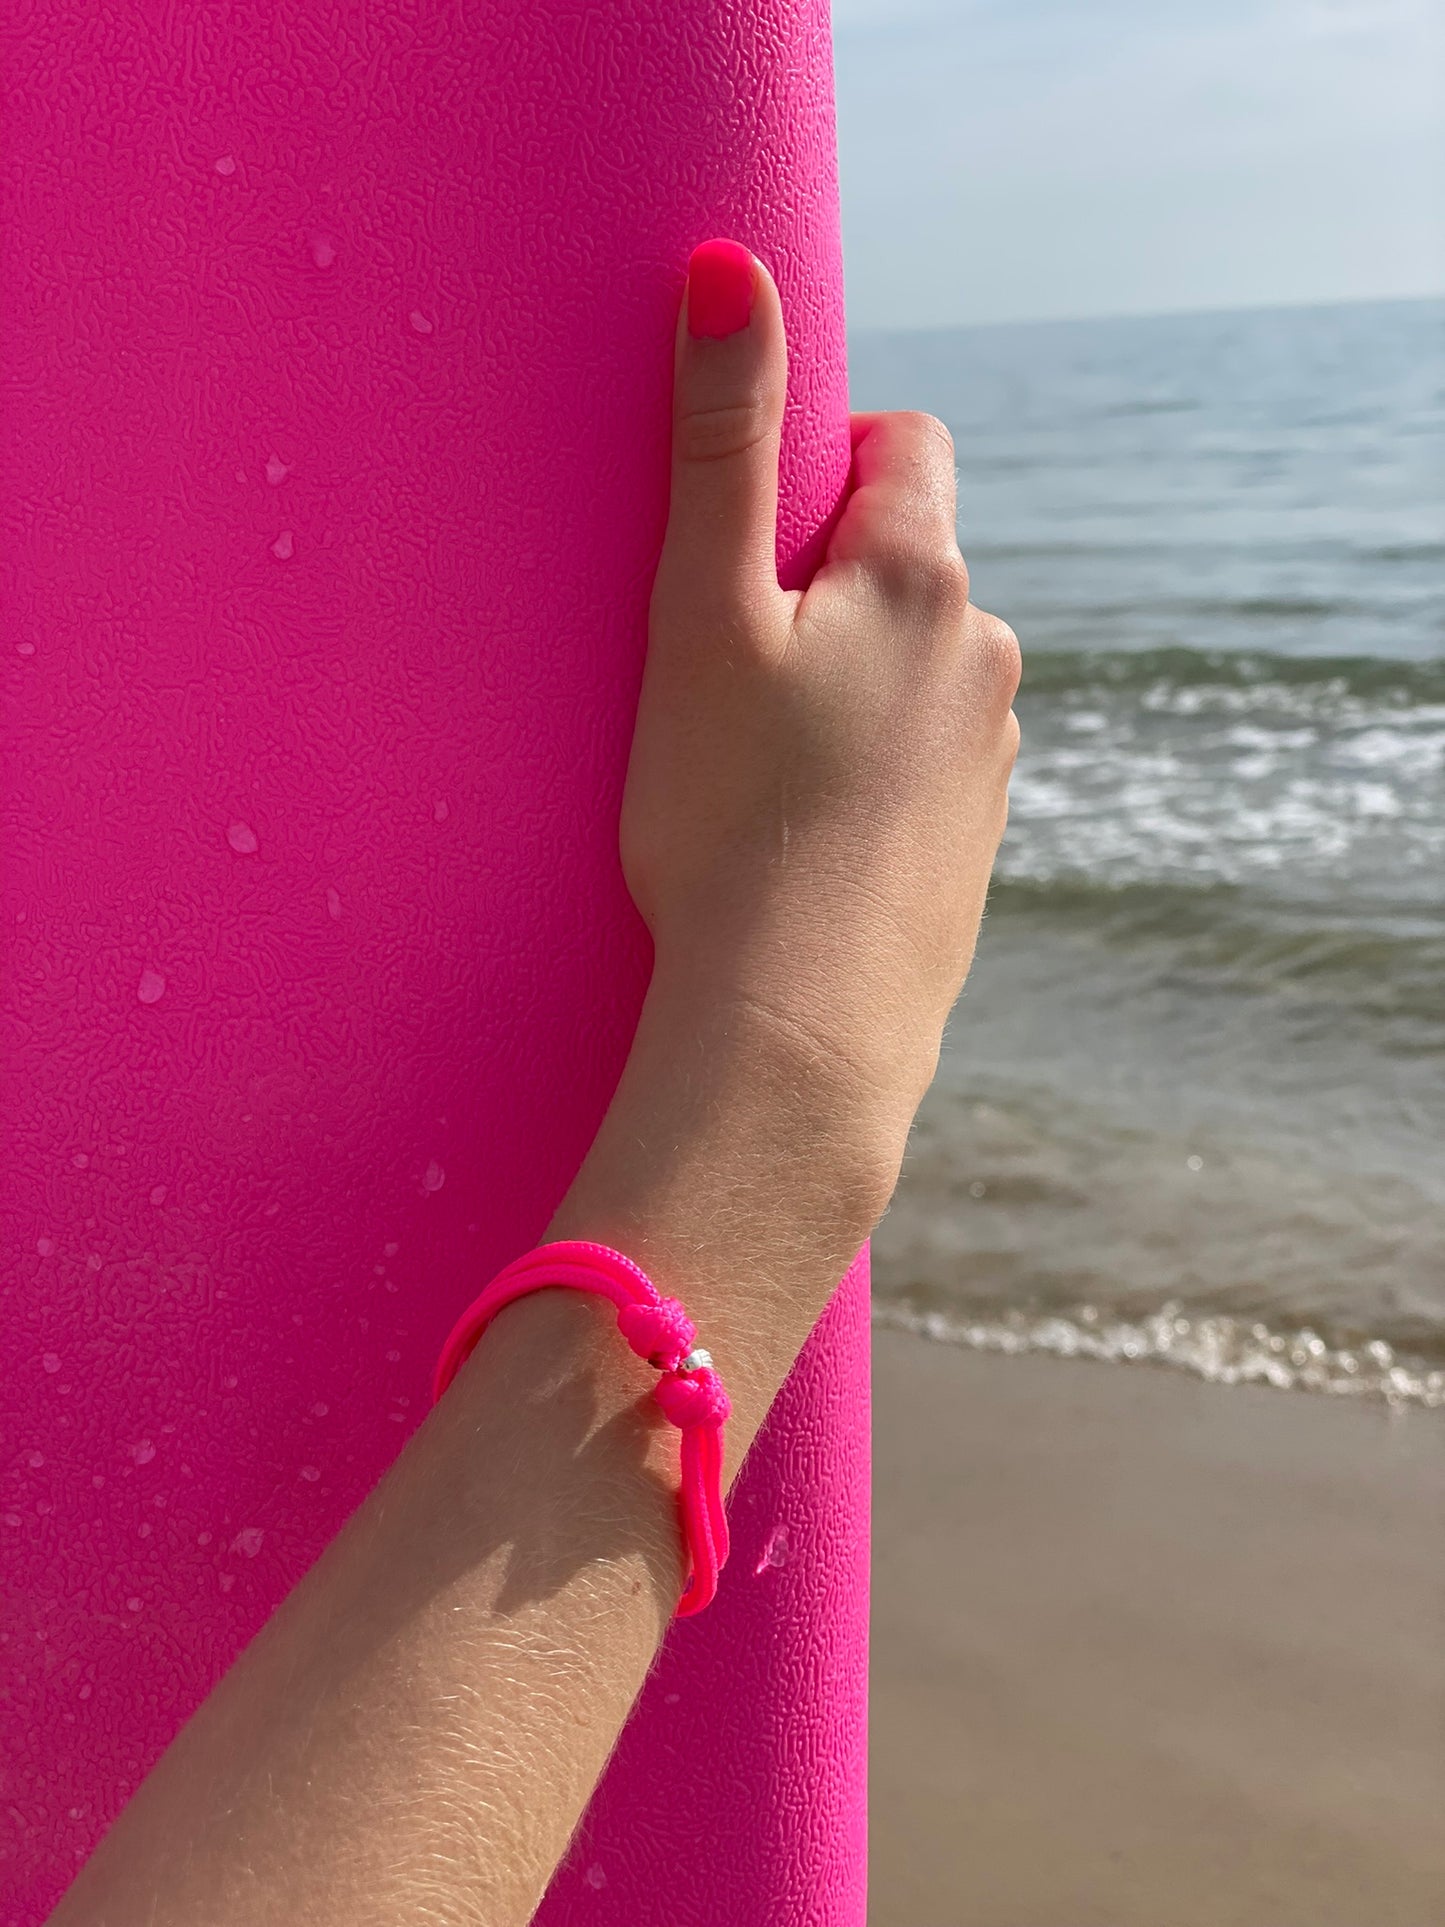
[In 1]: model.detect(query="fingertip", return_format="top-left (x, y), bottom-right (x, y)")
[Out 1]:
top-left (684, 240), bottom-right (754, 339)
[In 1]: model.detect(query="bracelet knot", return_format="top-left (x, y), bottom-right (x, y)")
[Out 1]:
top-left (653, 1363), bottom-right (731, 1431)
top-left (617, 1295), bottom-right (696, 1371)
top-left (432, 1241), bottom-right (731, 1615)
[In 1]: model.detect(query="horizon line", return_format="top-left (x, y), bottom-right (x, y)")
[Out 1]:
top-left (846, 288), bottom-right (1445, 340)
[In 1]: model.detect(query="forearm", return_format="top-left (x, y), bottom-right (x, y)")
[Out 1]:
top-left (49, 960), bottom-right (887, 1927)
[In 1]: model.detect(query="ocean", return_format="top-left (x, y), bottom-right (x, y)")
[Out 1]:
top-left (849, 297), bottom-right (1444, 1408)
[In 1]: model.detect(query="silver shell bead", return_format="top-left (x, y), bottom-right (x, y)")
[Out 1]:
top-left (678, 1348), bottom-right (713, 1374)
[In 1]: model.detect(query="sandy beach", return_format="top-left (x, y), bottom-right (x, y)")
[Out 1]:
top-left (868, 1329), bottom-right (1444, 1926)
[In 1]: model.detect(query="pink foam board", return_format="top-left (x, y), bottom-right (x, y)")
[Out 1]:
top-left (1, 5), bottom-right (868, 1920)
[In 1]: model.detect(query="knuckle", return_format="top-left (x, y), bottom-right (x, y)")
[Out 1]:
top-left (674, 395), bottom-right (772, 466)
top-left (900, 410), bottom-right (956, 465)
top-left (872, 539), bottom-right (971, 620)
top-left (971, 612), bottom-right (1022, 704)
top-left (929, 548), bottom-right (973, 621)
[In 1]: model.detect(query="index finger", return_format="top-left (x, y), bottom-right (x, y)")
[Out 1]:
top-left (819, 410), bottom-right (963, 585)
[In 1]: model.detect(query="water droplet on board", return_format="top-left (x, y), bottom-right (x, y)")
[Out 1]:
top-left (265, 453), bottom-right (289, 487)
top-left (433, 799), bottom-right (449, 822)
top-left (1186, 1154), bottom-right (1204, 1172)
top-left (131, 1441), bottom-right (156, 1466)
top-left (325, 887), bottom-right (342, 919)
top-left (754, 1525), bottom-right (790, 1574)
top-left (664, 1691), bottom-right (680, 1704)
top-left (36, 1237), bottom-right (54, 1256)
top-left (384, 1348), bottom-right (401, 1364)
top-left (214, 155), bottom-right (236, 176)
top-left (383, 1242), bottom-right (399, 1258)
top-left (126, 1597), bottom-right (142, 1612)
top-left (72, 1152), bottom-right (89, 1170)
top-left (223, 1375), bottom-right (238, 1390)
top-left (300, 1465), bottom-right (320, 1482)
top-left (16, 640), bottom-right (35, 656)
top-left (310, 1400), bottom-right (329, 1418)
top-left (87, 1254), bottom-right (103, 1272)
top-left (422, 1160), bottom-right (445, 1194)
top-left (584, 1864), bottom-right (607, 1891)
top-left (308, 232), bottom-right (336, 269)
top-left (42, 1354), bottom-right (60, 1374)
top-left (27, 1452), bottom-right (44, 1469)
top-left (137, 969), bottom-right (166, 1005)
top-left (271, 530), bottom-right (294, 561)
top-left (150, 1185), bottom-right (168, 1205)
top-left (231, 1527), bottom-right (264, 1558)
top-left (227, 821), bottom-right (258, 855)
top-left (78, 1683), bottom-right (92, 1700)
top-left (409, 310), bottom-right (434, 335)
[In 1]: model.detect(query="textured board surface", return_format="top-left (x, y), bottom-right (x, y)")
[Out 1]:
top-left (0, 4), bottom-right (868, 1921)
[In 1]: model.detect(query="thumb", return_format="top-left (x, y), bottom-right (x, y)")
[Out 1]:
top-left (654, 239), bottom-right (789, 621)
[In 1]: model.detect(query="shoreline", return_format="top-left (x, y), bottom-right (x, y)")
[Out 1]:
top-left (873, 1297), bottom-right (1445, 1410)
top-left (868, 1329), bottom-right (1445, 1926)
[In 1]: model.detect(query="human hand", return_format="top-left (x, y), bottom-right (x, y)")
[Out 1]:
top-left (621, 238), bottom-right (1021, 1196)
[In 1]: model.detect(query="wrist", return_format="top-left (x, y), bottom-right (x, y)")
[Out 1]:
top-left (614, 951), bottom-right (895, 1258)
top-left (540, 960), bottom-right (890, 1458)
top-left (641, 948), bottom-right (902, 1209)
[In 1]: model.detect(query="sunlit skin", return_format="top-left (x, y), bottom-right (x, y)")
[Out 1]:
top-left (47, 248), bottom-right (1018, 1927)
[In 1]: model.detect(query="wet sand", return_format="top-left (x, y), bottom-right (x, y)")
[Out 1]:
top-left (868, 1329), bottom-right (1445, 1926)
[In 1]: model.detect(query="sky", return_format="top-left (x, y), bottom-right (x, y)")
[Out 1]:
top-left (832, 0), bottom-right (1444, 330)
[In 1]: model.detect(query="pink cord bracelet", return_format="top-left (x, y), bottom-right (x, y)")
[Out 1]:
top-left (430, 1239), bottom-right (732, 1617)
